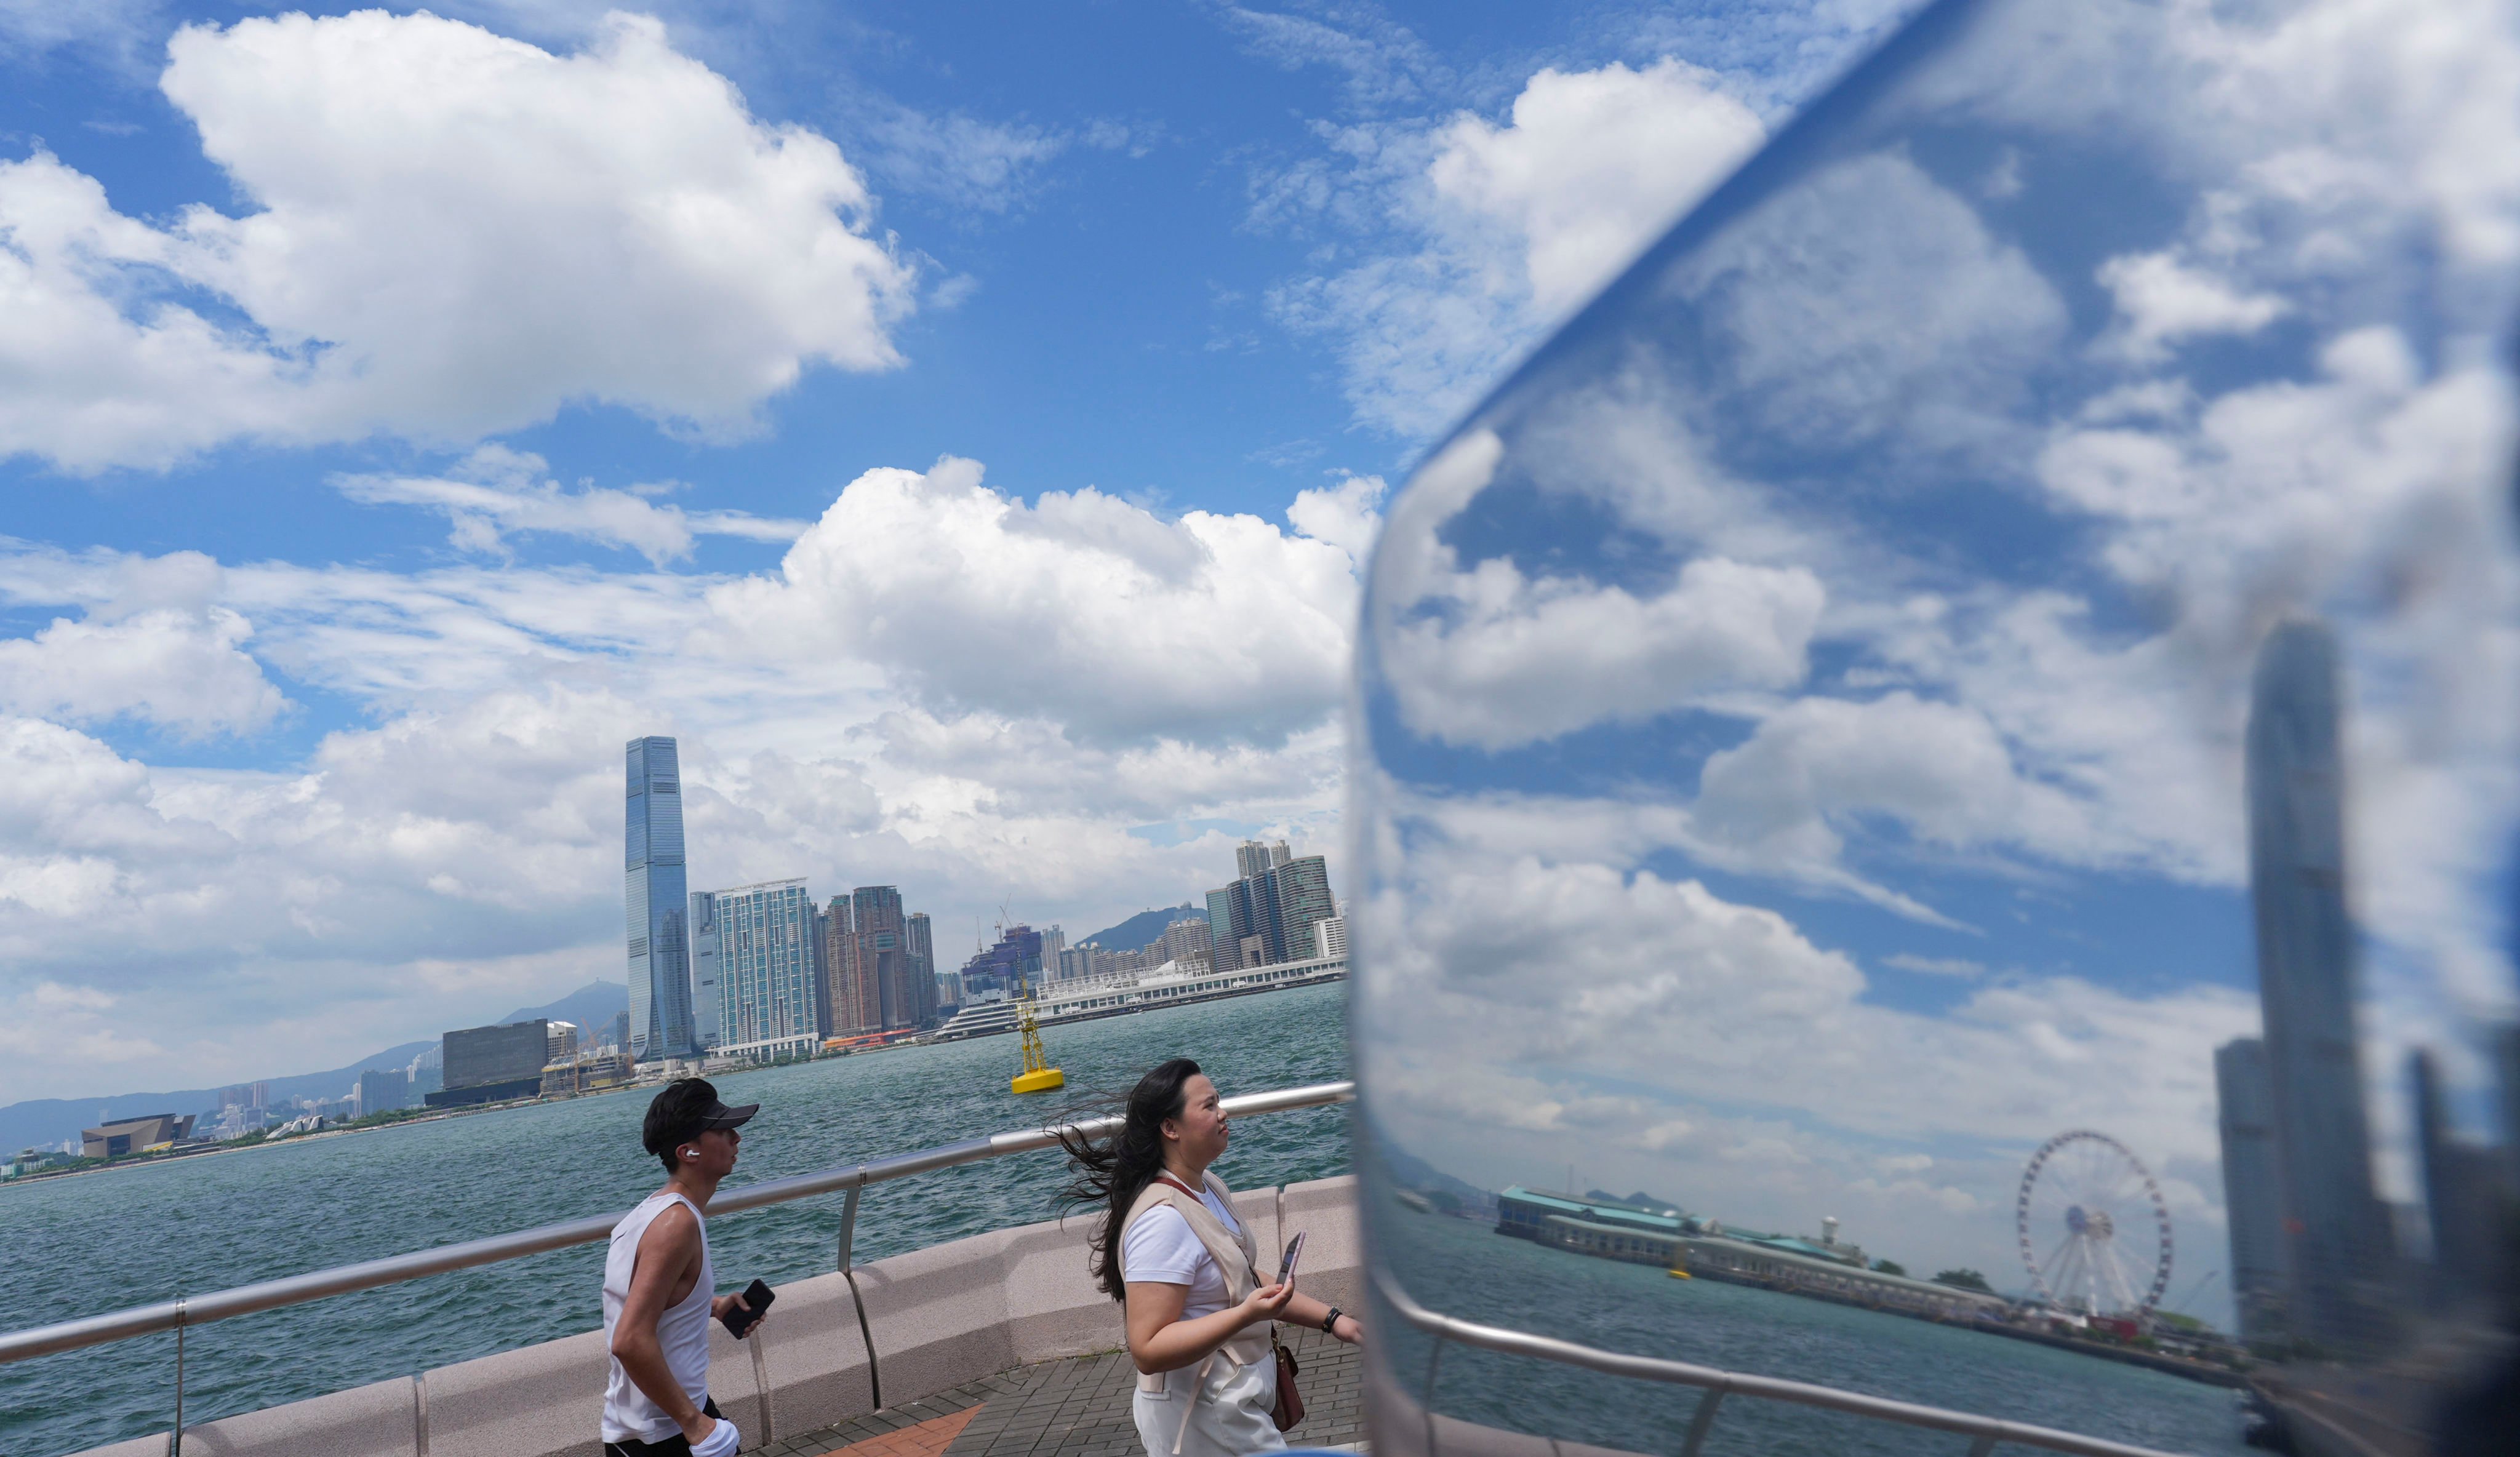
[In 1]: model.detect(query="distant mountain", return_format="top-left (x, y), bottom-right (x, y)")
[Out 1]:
top-left (0, 981), bottom-right (630, 1158)
top-left (1079, 903), bottom-right (1204, 954)
top-left (1382, 1144), bottom-right (1494, 1204)
top-left (496, 981), bottom-right (629, 1039)
top-left (1586, 1188), bottom-right (1684, 1213)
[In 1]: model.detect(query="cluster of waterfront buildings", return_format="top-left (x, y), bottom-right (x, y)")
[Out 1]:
top-left (2210, 621), bottom-right (2520, 1356)
top-left (617, 735), bottom-right (1345, 1071)
top-left (1494, 1186), bottom-right (2013, 1325)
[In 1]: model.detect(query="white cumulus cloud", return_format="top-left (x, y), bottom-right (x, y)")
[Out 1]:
top-left (1268, 58), bottom-right (1767, 439)
top-left (0, 10), bottom-right (916, 471)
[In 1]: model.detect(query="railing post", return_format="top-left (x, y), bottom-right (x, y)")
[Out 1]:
top-left (837, 1180), bottom-right (882, 1409)
top-left (1678, 1389), bottom-right (1724, 1457)
top-left (170, 1298), bottom-right (186, 1456)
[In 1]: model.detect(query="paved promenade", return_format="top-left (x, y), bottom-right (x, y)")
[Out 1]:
top-left (758, 1325), bottom-right (1364, 1457)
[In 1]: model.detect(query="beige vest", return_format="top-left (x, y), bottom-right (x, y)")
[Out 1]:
top-left (1122, 1170), bottom-right (1271, 1368)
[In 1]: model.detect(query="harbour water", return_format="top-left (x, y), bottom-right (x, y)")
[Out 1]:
top-left (0, 985), bottom-right (1352, 1456)
top-left (1383, 1201), bottom-right (2251, 1456)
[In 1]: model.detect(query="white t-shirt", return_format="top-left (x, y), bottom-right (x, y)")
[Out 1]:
top-left (1122, 1185), bottom-right (1243, 1319)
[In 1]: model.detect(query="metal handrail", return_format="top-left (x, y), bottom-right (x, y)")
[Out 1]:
top-left (0, 1079), bottom-right (1354, 1367)
top-left (1374, 1269), bottom-right (2188, 1457)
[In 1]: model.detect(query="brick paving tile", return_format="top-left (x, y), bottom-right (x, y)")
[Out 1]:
top-left (768, 1337), bottom-right (1366, 1457)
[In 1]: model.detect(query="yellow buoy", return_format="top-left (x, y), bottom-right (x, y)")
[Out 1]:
top-left (1667, 1267), bottom-right (1692, 1280)
top-left (1010, 996), bottom-right (1064, 1094)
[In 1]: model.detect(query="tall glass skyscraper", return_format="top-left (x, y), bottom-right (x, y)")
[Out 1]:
top-left (625, 736), bottom-right (697, 1061)
top-left (2245, 620), bottom-right (2390, 1350)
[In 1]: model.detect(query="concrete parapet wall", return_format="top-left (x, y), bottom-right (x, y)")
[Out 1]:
top-left (71, 1175), bottom-right (1361, 1457)
top-left (1279, 1177), bottom-right (1360, 1317)
top-left (423, 1327), bottom-right (608, 1457)
top-left (854, 1226), bottom-right (1025, 1408)
top-left (755, 1271), bottom-right (874, 1438)
top-left (183, 1375), bottom-right (416, 1457)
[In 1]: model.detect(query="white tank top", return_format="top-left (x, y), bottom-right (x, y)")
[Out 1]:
top-left (601, 1191), bottom-right (716, 1443)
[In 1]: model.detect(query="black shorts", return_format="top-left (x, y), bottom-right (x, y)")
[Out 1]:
top-left (604, 1397), bottom-right (722, 1457)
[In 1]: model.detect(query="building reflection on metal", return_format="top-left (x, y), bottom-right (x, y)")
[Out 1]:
top-left (1345, 0), bottom-right (2520, 1451)
top-left (2242, 620), bottom-right (2396, 1355)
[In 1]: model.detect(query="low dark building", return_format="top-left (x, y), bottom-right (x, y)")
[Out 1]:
top-left (440, 1019), bottom-right (550, 1093)
top-left (424, 1077), bottom-right (543, 1109)
top-left (81, 1112), bottom-right (196, 1159)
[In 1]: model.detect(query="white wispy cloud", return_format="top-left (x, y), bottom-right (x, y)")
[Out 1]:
top-left (335, 447), bottom-right (808, 565)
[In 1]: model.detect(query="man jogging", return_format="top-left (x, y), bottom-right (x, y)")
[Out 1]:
top-left (602, 1079), bottom-right (763, 1457)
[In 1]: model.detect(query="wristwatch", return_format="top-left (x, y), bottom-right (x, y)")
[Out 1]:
top-left (1321, 1306), bottom-right (1343, 1335)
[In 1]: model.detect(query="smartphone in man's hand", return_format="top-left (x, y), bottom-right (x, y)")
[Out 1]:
top-left (722, 1278), bottom-right (775, 1337)
top-left (1279, 1231), bottom-right (1307, 1285)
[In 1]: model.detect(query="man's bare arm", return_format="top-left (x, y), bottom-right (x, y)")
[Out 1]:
top-left (609, 1204), bottom-right (718, 1445)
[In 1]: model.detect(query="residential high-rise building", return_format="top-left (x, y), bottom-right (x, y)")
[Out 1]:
top-left (823, 895), bottom-right (868, 1035)
top-left (2215, 1038), bottom-right (2286, 1343)
top-left (689, 891), bottom-right (724, 1050)
top-left (1154, 914), bottom-right (1212, 968)
top-left (2246, 620), bottom-right (2391, 1351)
top-left (1314, 915), bottom-right (1346, 959)
top-left (356, 1068), bottom-right (409, 1117)
top-left (1206, 886), bottom-right (1246, 972)
top-left (810, 904), bottom-right (833, 1042)
top-left (851, 886), bottom-right (920, 1031)
top-left (1207, 847), bottom-right (1326, 970)
top-left (713, 879), bottom-right (820, 1055)
top-left (1039, 924), bottom-right (1066, 980)
top-left (959, 924), bottom-right (1043, 1002)
top-left (1210, 874), bottom-right (1285, 968)
top-left (906, 911), bottom-right (936, 1014)
top-left (1273, 856), bottom-right (1335, 960)
top-left (625, 736), bottom-right (697, 1061)
top-left (1234, 839), bottom-right (1289, 880)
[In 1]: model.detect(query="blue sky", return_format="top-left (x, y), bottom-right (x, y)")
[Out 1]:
top-left (0, 0), bottom-right (1918, 1102)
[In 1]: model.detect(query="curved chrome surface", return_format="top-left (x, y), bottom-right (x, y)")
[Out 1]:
top-left (1375, 1271), bottom-right (2182, 1457)
top-left (1346, 0), bottom-right (2520, 1450)
top-left (0, 1079), bottom-right (1354, 1365)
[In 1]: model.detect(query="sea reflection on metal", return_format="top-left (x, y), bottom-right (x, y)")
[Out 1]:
top-left (1346, 0), bottom-right (2520, 1453)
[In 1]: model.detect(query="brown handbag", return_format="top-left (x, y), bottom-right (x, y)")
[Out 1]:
top-left (1270, 1327), bottom-right (1304, 1430)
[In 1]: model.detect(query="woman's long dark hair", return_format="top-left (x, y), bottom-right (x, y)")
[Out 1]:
top-left (1058, 1057), bottom-right (1203, 1304)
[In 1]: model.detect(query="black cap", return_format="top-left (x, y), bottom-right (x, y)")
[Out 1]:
top-left (642, 1077), bottom-right (758, 1157)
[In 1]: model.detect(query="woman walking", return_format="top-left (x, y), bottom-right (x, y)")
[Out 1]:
top-left (1062, 1058), bottom-right (1362, 1457)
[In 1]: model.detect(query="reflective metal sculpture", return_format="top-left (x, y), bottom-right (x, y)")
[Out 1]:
top-left (1349, 0), bottom-right (2520, 1451)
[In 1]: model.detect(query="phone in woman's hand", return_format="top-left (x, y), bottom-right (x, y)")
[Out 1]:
top-left (1279, 1231), bottom-right (1306, 1285)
